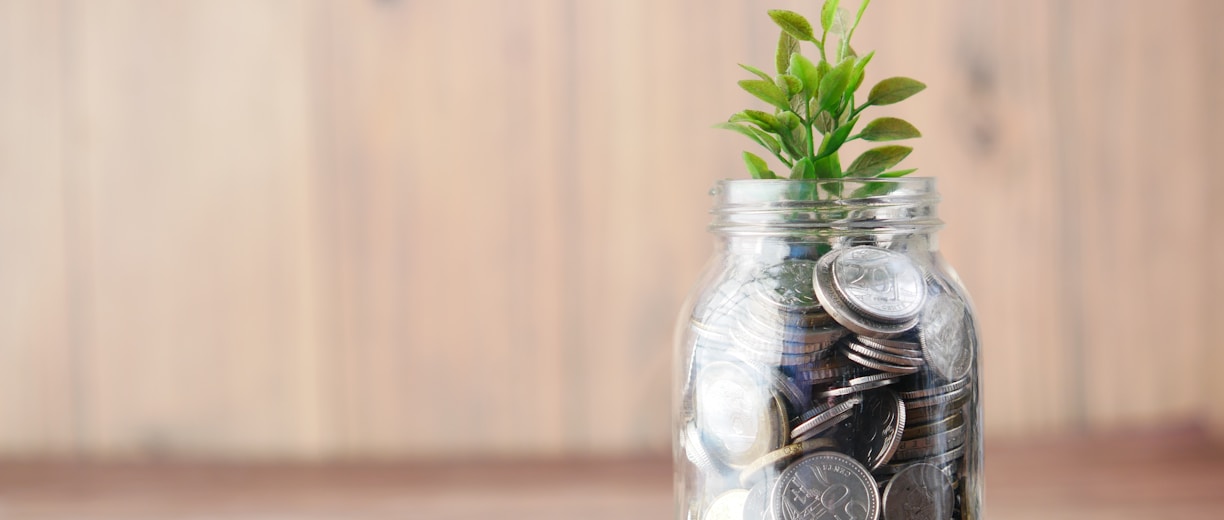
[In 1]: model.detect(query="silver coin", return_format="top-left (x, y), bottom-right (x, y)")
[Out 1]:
top-left (792, 410), bottom-right (854, 443)
top-left (739, 437), bottom-right (839, 487)
top-left (770, 370), bottom-right (810, 413)
top-left (792, 356), bottom-right (870, 386)
top-left (854, 340), bottom-right (923, 359)
top-left (898, 378), bottom-right (970, 400)
top-left (791, 396), bottom-right (863, 441)
top-left (831, 247), bottom-right (926, 324)
top-left (844, 351), bottom-right (923, 375)
top-left (857, 336), bottom-right (922, 352)
top-left (772, 452), bottom-right (880, 520)
top-left (743, 481), bottom-right (772, 520)
top-left (904, 387), bottom-right (970, 411)
top-left (917, 291), bottom-right (975, 382)
top-left (901, 413), bottom-right (964, 441)
top-left (881, 463), bottom-right (954, 520)
top-left (839, 389), bottom-right (907, 470)
top-left (892, 424), bottom-right (966, 461)
top-left (844, 341), bottom-right (926, 367)
top-left (814, 251), bottom-right (918, 339)
top-left (683, 422), bottom-right (720, 474)
top-left (875, 445), bottom-right (965, 476)
top-left (707, 490), bottom-right (751, 520)
top-left (746, 298), bottom-right (838, 328)
top-left (696, 362), bottom-right (788, 467)
top-left (752, 259), bottom-right (823, 312)
top-left (819, 372), bottom-right (901, 398)
top-left (733, 318), bottom-right (845, 355)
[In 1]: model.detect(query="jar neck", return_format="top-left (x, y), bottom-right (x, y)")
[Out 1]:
top-left (709, 178), bottom-right (942, 237)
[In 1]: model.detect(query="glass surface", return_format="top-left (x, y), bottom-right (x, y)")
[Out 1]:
top-left (674, 179), bottom-right (982, 520)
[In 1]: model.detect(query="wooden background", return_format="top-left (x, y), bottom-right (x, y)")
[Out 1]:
top-left (0, 0), bottom-right (1221, 460)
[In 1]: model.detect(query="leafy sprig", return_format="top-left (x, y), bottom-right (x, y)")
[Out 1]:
top-left (718, 0), bottom-right (925, 188)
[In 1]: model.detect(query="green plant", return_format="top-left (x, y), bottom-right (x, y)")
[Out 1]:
top-left (718, 0), bottom-right (924, 188)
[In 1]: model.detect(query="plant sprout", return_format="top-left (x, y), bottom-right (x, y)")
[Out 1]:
top-left (717, 0), bottom-right (925, 189)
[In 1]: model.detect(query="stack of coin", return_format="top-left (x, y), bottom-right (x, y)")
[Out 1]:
top-left (732, 259), bottom-right (848, 367)
top-left (682, 245), bottom-right (978, 520)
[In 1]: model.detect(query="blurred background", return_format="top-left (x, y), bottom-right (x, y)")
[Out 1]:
top-left (1, 0), bottom-right (1223, 518)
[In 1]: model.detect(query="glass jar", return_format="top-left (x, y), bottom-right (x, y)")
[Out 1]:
top-left (674, 179), bottom-right (982, 520)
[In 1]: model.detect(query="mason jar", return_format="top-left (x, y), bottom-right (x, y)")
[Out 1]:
top-left (674, 179), bottom-right (983, 520)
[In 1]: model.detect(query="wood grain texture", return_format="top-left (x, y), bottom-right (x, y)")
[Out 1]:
top-left (0, 430), bottom-right (1222, 520)
top-left (0, 0), bottom-right (75, 455)
top-left (0, 0), bottom-right (1220, 458)
top-left (64, 0), bottom-right (330, 458)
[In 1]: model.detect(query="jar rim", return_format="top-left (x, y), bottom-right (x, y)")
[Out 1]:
top-left (709, 178), bottom-right (942, 235)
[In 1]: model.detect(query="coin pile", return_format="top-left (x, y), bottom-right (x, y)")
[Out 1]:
top-left (683, 246), bottom-right (977, 520)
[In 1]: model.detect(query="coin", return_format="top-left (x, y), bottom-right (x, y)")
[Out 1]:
top-left (881, 463), bottom-right (954, 520)
top-left (743, 481), bottom-right (773, 520)
top-left (898, 378), bottom-right (970, 400)
top-left (814, 250), bottom-right (918, 339)
top-left (772, 452), bottom-right (880, 520)
top-left (854, 338), bottom-right (923, 358)
top-left (792, 410), bottom-right (854, 443)
top-left (845, 351), bottom-right (923, 375)
top-left (876, 445), bottom-right (966, 475)
top-left (791, 355), bottom-right (870, 385)
top-left (707, 489), bottom-right (751, 520)
top-left (684, 422), bottom-right (721, 474)
top-left (819, 372), bottom-right (901, 398)
top-left (917, 291), bottom-right (975, 382)
top-left (892, 424), bottom-right (966, 461)
top-left (845, 341), bottom-right (926, 367)
top-left (752, 259), bottom-right (823, 312)
top-left (696, 362), bottom-right (788, 467)
top-left (857, 336), bottom-right (922, 352)
top-left (904, 387), bottom-right (970, 411)
top-left (831, 247), bottom-right (926, 323)
top-left (791, 396), bottom-right (863, 441)
top-left (838, 389), bottom-right (907, 471)
top-left (900, 413), bottom-right (964, 441)
top-left (739, 437), bottom-right (839, 487)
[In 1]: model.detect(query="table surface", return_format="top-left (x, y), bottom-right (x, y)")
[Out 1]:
top-left (2, 429), bottom-right (1222, 520)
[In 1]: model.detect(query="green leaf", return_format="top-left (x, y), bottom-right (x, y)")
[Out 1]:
top-left (743, 151), bottom-right (777, 179)
top-left (739, 79), bottom-right (791, 110)
top-left (817, 58), bottom-right (856, 114)
top-left (880, 168), bottom-right (918, 178)
top-left (739, 64), bottom-right (773, 82)
top-left (850, 168), bottom-right (916, 199)
top-left (776, 74), bottom-right (803, 97)
top-left (776, 31), bottom-right (800, 74)
top-left (715, 122), bottom-right (765, 145)
top-left (753, 128), bottom-right (783, 155)
top-left (715, 122), bottom-right (782, 156)
top-left (850, 0), bottom-right (872, 38)
top-left (776, 112), bottom-right (808, 159)
top-left (768, 10), bottom-right (817, 43)
top-left (846, 145), bottom-right (913, 177)
top-left (867, 77), bottom-right (927, 106)
top-left (859, 117), bottom-right (922, 141)
top-left (817, 116), bottom-right (860, 157)
top-left (729, 110), bottom-right (779, 133)
top-left (788, 53), bottom-right (822, 100)
top-left (814, 111), bottom-right (836, 134)
top-left (847, 50), bottom-right (875, 94)
top-left (813, 152), bottom-right (842, 179)
top-left (790, 157), bottom-right (816, 180)
top-left (821, 0), bottom-right (842, 32)
top-left (829, 8), bottom-right (852, 38)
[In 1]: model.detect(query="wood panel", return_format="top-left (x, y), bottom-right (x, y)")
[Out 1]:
top-left (65, 0), bottom-right (330, 458)
top-left (319, 0), bottom-right (575, 457)
top-left (0, 0), bottom-right (75, 455)
top-left (0, 0), bottom-right (1220, 458)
